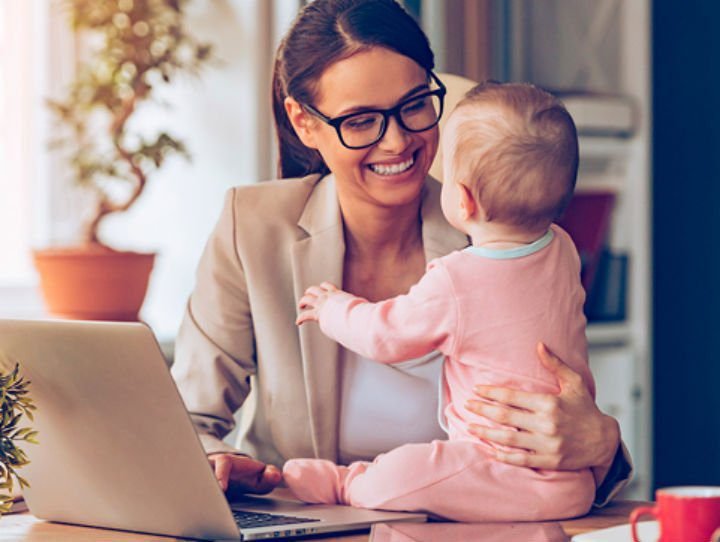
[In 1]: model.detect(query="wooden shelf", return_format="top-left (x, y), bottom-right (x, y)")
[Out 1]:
top-left (587, 322), bottom-right (631, 346)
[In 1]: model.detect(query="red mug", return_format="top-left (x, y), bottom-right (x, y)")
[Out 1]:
top-left (630, 486), bottom-right (720, 542)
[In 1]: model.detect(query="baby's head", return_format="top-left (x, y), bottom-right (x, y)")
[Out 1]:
top-left (441, 81), bottom-right (578, 234)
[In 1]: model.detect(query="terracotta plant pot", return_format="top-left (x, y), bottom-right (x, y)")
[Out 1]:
top-left (33, 246), bottom-right (156, 321)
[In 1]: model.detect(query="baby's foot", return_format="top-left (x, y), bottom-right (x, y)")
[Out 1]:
top-left (283, 459), bottom-right (351, 504)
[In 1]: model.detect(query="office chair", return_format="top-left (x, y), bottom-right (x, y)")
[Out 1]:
top-left (429, 72), bottom-right (479, 182)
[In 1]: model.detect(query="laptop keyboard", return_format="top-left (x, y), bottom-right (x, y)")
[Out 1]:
top-left (232, 510), bottom-right (321, 529)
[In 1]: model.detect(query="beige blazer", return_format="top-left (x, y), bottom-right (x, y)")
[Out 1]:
top-left (171, 173), bottom-right (469, 468)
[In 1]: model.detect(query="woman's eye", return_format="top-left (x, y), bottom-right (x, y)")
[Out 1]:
top-left (344, 115), bottom-right (380, 131)
top-left (402, 97), bottom-right (430, 115)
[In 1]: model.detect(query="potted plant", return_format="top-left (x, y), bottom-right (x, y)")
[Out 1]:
top-left (34, 0), bottom-right (212, 321)
top-left (0, 364), bottom-right (36, 516)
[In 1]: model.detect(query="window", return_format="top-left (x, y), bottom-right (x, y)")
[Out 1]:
top-left (0, 1), bottom-right (38, 285)
top-left (0, 1), bottom-right (73, 316)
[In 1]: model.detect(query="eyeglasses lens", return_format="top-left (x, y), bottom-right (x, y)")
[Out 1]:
top-left (339, 94), bottom-right (442, 148)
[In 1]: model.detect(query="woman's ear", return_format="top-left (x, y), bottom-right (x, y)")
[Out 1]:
top-left (285, 97), bottom-right (318, 149)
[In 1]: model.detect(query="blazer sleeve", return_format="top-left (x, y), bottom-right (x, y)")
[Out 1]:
top-left (593, 441), bottom-right (634, 507)
top-left (172, 188), bottom-right (256, 456)
top-left (317, 259), bottom-right (458, 362)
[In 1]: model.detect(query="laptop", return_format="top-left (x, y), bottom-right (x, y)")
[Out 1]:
top-left (0, 318), bottom-right (426, 540)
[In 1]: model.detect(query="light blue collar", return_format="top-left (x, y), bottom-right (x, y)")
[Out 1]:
top-left (463, 228), bottom-right (554, 260)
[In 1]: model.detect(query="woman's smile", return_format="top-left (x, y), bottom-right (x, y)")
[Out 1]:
top-left (366, 149), bottom-right (418, 178)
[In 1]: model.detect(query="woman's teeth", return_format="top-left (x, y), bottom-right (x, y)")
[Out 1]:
top-left (369, 157), bottom-right (414, 176)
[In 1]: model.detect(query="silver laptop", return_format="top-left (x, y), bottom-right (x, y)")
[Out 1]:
top-left (0, 318), bottom-right (426, 540)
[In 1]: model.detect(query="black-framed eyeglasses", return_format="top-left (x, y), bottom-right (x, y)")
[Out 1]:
top-left (301, 72), bottom-right (447, 150)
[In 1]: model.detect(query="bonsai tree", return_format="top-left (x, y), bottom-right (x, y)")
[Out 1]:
top-left (0, 364), bottom-right (36, 515)
top-left (48, 0), bottom-right (212, 247)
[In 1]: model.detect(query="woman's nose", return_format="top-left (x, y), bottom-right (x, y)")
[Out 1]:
top-left (377, 115), bottom-right (411, 153)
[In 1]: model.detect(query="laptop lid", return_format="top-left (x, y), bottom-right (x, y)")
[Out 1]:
top-left (0, 318), bottom-right (240, 540)
top-left (0, 319), bottom-right (425, 540)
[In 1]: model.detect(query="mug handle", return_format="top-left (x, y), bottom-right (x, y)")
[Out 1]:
top-left (629, 506), bottom-right (659, 542)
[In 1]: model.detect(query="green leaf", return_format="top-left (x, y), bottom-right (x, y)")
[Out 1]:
top-left (0, 363), bottom-right (36, 498)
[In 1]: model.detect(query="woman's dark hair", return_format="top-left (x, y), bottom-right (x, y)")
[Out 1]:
top-left (272, 0), bottom-right (434, 178)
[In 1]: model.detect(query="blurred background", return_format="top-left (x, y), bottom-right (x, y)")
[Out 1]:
top-left (1, 0), bottom-right (718, 501)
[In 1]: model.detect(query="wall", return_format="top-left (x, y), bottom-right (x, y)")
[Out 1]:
top-left (652, 0), bottom-right (720, 488)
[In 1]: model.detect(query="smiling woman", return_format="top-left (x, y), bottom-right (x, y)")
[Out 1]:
top-left (171, 0), bottom-right (631, 518)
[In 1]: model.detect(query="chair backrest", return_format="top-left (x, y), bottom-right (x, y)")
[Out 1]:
top-left (429, 72), bottom-right (479, 182)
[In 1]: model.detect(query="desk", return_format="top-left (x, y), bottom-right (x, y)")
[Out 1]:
top-left (0, 500), bottom-right (649, 541)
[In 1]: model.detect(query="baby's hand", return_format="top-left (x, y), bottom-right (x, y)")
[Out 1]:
top-left (296, 282), bottom-right (339, 325)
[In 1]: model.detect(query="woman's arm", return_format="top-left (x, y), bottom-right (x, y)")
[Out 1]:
top-left (466, 343), bottom-right (632, 502)
top-left (172, 188), bottom-right (281, 494)
top-left (172, 189), bottom-right (256, 451)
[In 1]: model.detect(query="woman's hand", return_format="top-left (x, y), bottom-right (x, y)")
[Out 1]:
top-left (296, 282), bottom-right (339, 325)
top-left (208, 453), bottom-right (282, 497)
top-left (466, 343), bottom-right (620, 477)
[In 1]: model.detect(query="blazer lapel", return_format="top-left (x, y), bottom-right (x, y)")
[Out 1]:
top-left (291, 174), bottom-right (344, 461)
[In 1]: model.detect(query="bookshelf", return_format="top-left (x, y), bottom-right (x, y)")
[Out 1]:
top-left (422, 0), bottom-right (652, 499)
top-left (515, 1), bottom-right (652, 501)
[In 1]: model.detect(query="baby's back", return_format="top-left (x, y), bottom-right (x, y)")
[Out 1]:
top-left (440, 225), bottom-right (593, 441)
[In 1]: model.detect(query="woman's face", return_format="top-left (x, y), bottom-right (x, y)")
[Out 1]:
top-left (291, 47), bottom-right (439, 208)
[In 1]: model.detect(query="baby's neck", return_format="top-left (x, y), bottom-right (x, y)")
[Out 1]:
top-left (467, 221), bottom-right (549, 249)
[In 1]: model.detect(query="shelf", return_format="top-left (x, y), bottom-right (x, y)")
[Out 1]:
top-left (586, 322), bottom-right (631, 346)
top-left (579, 136), bottom-right (633, 158)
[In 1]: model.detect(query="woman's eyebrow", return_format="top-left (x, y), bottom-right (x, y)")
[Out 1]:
top-left (336, 83), bottom-right (430, 116)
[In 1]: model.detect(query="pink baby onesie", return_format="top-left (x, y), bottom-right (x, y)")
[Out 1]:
top-left (283, 224), bottom-right (596, 521)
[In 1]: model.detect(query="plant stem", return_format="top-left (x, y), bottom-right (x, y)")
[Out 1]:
top-left (86, 88), bottom-right (149, 246)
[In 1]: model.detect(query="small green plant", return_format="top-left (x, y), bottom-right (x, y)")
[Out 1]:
top-left (48, 0), bottom-right (212, 246)
top-left (0, 364), bottom-right (37, 515)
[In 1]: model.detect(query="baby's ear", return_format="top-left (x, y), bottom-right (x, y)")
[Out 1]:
top-left (458, 182), bottom-right (478, 221)
top-left (284, 97), bottom-right (318, 149)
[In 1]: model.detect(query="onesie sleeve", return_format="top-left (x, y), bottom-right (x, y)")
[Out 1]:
top-left (317, 259), bottom-right (458, 363)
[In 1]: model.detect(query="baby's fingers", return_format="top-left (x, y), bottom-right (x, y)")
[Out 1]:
top-left (298, 293), bottom-right (318, 310)
top-left (304, 285), bottom-right (326, 297)
top-left (320, 282), bottom-right (339, 293)
top-left (296, 309), bottom-right (318, 326)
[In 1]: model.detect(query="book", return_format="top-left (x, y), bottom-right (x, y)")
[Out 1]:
top-left (585, 249), bottom-right (628, 322)
top-left (554, 91), bottom-right (638, 137)
top-left (556, 191), bottom-right (616, 296)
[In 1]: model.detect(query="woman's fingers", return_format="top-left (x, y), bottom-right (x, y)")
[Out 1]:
top-left (466, 399), bottom-right (554, 435)
top-left (537, 342), bottom-right (586, 392)
top-left (209, 453), bottom-right (233, 491)
top-left (252, 464), bottom-right (283, 495)
top-left (468, 424), bottom-right (536, 451)
top-left (470, 342), bottom-right (621, 471)
top-left (468, 425), bottom-right (565, 469)
top-left (471, 385), bottom-right (556, 414)
top-left (492, 450), bottom-right (561, 470)
top-left (209, 454), bottom-right (282, 496)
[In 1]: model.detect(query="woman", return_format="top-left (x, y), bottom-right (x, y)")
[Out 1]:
top-left (171, 0), bottom-right (630, 505)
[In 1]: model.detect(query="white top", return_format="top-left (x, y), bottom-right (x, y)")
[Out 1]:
top-left (338, 347), bottom-right (447, 465)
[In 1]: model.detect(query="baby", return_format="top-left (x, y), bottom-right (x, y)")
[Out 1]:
top-left (283, 81), bottom-right (597, 522)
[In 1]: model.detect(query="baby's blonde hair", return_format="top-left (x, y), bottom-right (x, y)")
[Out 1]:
top-left (444, 81), bottom-right (578, 232)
